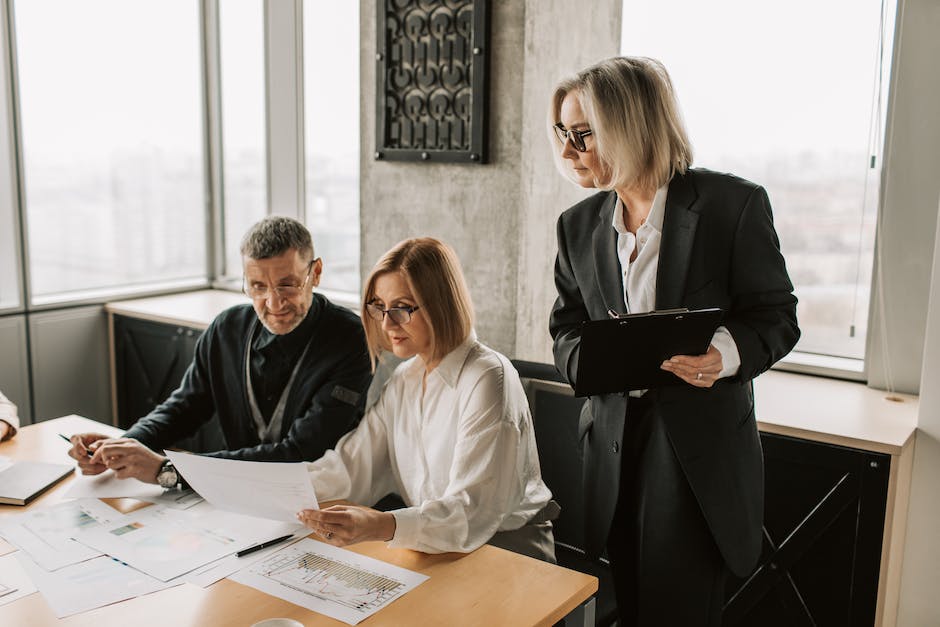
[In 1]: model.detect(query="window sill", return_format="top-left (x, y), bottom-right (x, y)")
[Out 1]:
top-left (28, 278), bottom-right (211, 311)
top-left (755, 369), bottom-right (917, 455)
top-left (773, 350), bottom-right (865, 382)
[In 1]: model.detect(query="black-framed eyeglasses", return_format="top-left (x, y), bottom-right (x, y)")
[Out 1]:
top-left (243, 260), bottom-right (315, 300)
top-left (553, 123), bottom-right (593, 152)
top-left (365, 302), bottom-right (420, 325)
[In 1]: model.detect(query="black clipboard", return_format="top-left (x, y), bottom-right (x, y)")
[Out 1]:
top-left (574, 307), bottom-right (723, 397)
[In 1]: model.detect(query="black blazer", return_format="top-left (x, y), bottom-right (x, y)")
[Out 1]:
top-left (124, 295), bottom-right (373, 463)
top-left (550, 168), bottom-right (799, 576)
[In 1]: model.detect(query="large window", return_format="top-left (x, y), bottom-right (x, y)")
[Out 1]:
top-left (621, 0), bottom-right (895, 364)
top-left (303, 0), bottom-right (360, 293)
top-left (0, 25), bottom-right (19, 311)
top-left (219, 0), bottom-right (266, 278)
top-left (14, 0), bottom-right (206, 303)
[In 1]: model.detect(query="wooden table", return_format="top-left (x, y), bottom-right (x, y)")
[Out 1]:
top-left (0, 416), bottom-right (598, 626)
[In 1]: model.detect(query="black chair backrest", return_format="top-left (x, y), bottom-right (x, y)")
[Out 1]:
top-left (512, 360), bottom-right (587, 551)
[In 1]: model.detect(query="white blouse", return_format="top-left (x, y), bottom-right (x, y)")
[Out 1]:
top-left (306, 333), bottom-right (552, 554)
top-left (0, 390), bottom-right (18, 441)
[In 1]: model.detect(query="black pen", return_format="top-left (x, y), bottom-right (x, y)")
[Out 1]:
top-left (236, 534), bottom-right (294, 558)
top-left (58, 433), bottom-right (93, 457)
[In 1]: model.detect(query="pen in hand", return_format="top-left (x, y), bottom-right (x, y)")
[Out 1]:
top-left (58, 433), bottom-right (93, 458)
top-left (236, 534), bottom-right (294, 558)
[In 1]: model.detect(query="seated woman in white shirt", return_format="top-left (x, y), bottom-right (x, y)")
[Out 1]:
top-left (0, 389), bottom-right (18, 441)
top-left (297, 237), bottom-right (556, 561)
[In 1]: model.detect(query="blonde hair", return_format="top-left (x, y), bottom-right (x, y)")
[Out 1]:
top-left (548, 56), bottom-right (693, 193)
top-left (361, 238), bottom-right (474, 369)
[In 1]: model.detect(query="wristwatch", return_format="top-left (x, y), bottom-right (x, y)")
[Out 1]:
top-left (156, 459), bottom-right (180, 490)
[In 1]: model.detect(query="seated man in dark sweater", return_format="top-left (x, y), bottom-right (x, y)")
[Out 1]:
top-left (66, 216), bottom-right (372, 489)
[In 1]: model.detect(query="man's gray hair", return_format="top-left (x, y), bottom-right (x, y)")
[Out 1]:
top-left (240, 216), bottom-right (314, 261)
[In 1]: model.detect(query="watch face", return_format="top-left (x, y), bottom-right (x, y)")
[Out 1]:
top-left (157, 463), bottom-right (178, 489)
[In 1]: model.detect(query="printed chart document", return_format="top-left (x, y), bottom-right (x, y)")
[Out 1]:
top-left (0, 498), bottom-right (120, 571)
top-left (72, 504), bottom-right (301, 581)
top-left (63, 470), bottom-right (166, 501)
top-left (181, 534), bottom-right (306, 588)
top-left (230, 538), bottom-right (429, 625)
top-left (166, 451), bottom-right (319, 522)
top-left (0, 553), bottom-right (37, 607)
top-left (15, 552), bottom-right (178, 618)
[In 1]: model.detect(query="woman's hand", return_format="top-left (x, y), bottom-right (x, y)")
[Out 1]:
top-left (296, 505), bottom-right (396, 547)
top-left (661, 344), bottom-right (723, 388)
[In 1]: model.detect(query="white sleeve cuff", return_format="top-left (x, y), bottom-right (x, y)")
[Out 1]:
top-left (712, 325), bottom-right (741, 378)
top-left (388, 508), bottom-right (421, 549)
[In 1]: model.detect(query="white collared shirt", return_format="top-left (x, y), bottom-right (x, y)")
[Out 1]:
top-left (612, 186), bottom-right (741, 379)
top-left (307, 332), bottom-right (552, 554)
top-left (0, 390), bottom-right (18, 441)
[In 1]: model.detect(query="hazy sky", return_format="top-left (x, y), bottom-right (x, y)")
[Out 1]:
top-left (620, 0), bottom-right (894, 164)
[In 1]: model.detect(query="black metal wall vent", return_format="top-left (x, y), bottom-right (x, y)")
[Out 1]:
top-left (375, 0), bottom-right (489, 163)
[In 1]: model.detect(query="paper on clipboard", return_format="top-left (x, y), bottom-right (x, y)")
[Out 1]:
top-left (574, 307), bottom-right (723, 396)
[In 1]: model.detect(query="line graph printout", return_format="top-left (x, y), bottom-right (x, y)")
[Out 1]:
top-left (0, 498), bottom-right (120, 570)
top-left (229, 538), bottom-right (428, 625)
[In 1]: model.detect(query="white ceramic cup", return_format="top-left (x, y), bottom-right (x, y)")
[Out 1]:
top-left (250, 619), bottom-right (304, 627)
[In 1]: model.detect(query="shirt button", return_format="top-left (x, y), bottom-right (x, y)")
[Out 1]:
top-left (612, 441), bottom-right (620, 453)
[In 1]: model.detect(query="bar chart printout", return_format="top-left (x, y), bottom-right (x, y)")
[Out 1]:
top-left (229, 538), bottom-right (429, 625)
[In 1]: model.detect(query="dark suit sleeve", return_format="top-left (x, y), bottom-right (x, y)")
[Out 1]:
top-left (123, 326), bottom-right (218, 450)
top-left (723, 186), bottom-right (800, 381)
top-left (207, 321), bottom-right (372, 462)
top-left (549, 213), bottom-right (589, 386)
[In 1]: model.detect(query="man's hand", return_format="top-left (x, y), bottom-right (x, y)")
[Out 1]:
top-left (661, 344), bottom-right (724, 388)
top-left (67, 432), bottom-right (110, 475)
top-left (88, 438), bottom-right (166, 483)
top-left (296, 505), bottom-right (396, 547)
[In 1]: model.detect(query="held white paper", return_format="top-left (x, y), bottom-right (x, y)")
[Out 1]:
top-left (165, 451), bottom-right (319, 522)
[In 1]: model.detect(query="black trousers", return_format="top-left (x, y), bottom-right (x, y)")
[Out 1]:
top-left (606, 395), bottom-right (727, 627)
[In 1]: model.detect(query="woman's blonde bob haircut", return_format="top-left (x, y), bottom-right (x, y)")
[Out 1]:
top-left (361, 237), bottom-right (474, 369)
top-left (548, 56), bottom-right (693, 193)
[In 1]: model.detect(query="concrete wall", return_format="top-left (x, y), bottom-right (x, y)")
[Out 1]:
top-left (360, 0), bottom-right (621, 360)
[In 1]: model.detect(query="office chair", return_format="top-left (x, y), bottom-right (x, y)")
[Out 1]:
top-left (512, 360), bottom-right (618, 627)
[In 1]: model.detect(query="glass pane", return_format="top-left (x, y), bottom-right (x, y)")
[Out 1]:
top-left (621, 0), bottom-right (894, 360)
top-left (220, 0), bottom-right (266, 278)
top-left (303, 0), bottom-right (360, 293)
top-left (0, 64), bottom-right (20, 310)
top-left (14, 0), bottom-right (205, 300)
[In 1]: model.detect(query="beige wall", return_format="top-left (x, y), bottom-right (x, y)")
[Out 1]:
top-left (866, 0), bottom-right (940, 395)
top-left (867, 0), bottom-right (940, 619)
top-left (360, 0), bottom-right (621, 361)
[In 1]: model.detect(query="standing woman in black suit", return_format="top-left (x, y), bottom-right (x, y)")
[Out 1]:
top-left (548, 56), bottom-right (800, 626)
